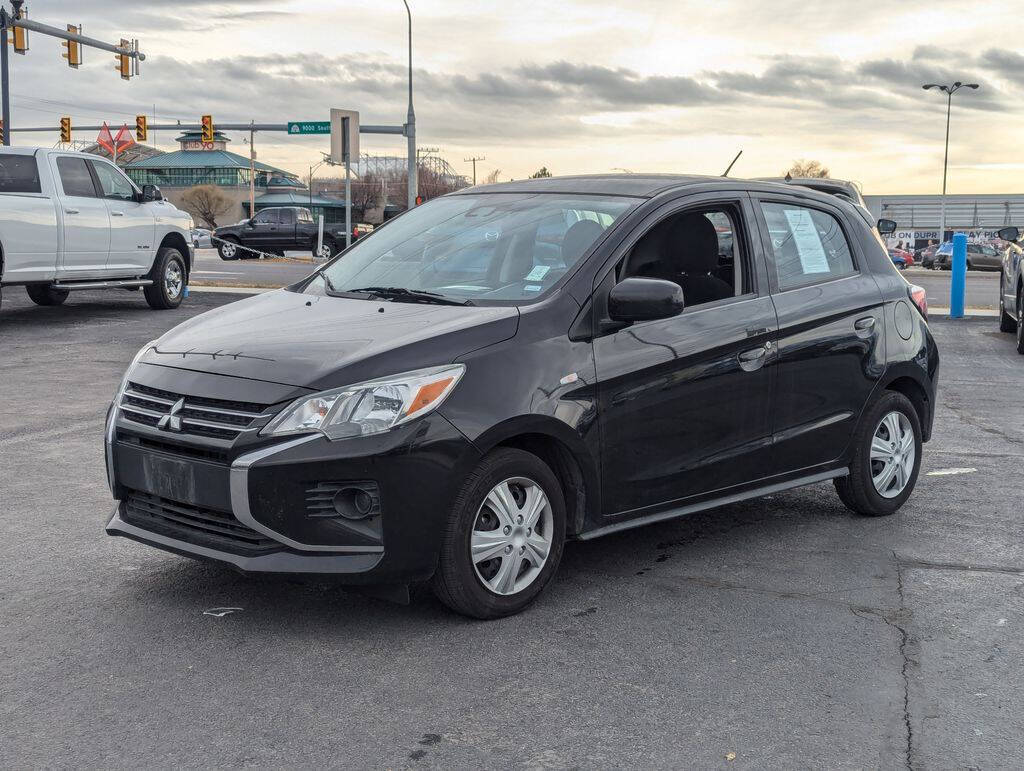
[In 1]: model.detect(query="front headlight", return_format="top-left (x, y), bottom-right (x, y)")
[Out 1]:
top-left (262, 364), bottom-right (466, 440)
top-left (115, 340), bottom-right (158, 401)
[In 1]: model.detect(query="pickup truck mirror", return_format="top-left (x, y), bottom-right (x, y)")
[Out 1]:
top-left (996, 226), bottom-right (1020, 242)
top-left (140, 184), bottom-right (162, 203)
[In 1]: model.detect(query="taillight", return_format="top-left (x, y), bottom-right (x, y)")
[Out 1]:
top-left (908, 284), bottom-right (927, 320)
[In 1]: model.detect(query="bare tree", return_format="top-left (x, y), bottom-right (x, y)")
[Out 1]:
top-left (482, 168), bottom-right (503, 185)
top-left (785, 160), bottom-right (830, 178)
top-left (181, 185), bottom-right (233, 228)
top-left (530, 167), bottom-right (553, 178)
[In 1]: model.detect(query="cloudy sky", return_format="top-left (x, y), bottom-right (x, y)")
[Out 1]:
top-left (10, 0), bottom-right (1024, 193)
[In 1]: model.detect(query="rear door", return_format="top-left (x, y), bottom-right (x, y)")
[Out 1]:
top-left (276, 207), bottom-right (298, 250)
top-left (752, 196), bottom-right (885, 475)
top-left (89, 158), bottom-right (155, 274)
top-left (52, 156), bottom-right (110, 276)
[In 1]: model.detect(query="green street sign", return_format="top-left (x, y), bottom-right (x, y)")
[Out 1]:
top-left (287, 121), bottom-right (330, 135)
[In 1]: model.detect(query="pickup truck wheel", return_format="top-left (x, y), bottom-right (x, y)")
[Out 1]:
top-left (26, 284), bottom-right (69, 306)
top-left (313, 237), bottom-right (337, 260)
top-left (144, 248), bottom-right (186, 310)
top-left (218, 238), bottom-right (240, 260)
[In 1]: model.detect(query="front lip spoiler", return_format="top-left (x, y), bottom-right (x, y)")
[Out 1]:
top-left (106, 504), bottom-right (384, 575)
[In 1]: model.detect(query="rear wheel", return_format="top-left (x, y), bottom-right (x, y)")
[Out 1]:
top-left (431, 448), bottom-right (566, 619)
top-left (1017, 291), bottom-right (1024, 355)
top-left (999, 276), bottom-right (1016, 333)
top-left (313, 237), bottom-right (337, 260)
top-left (25, 284), bottom-right (69, 306)
top-left (144, 247), bottom-right (186, 310)
top-left (834, 392), bottom-right (922, 516)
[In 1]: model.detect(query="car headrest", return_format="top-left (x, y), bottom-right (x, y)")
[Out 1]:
top-left (561, 220), bottom-right (605, 262)
top-left (665, 213), bottom-right (719, 275)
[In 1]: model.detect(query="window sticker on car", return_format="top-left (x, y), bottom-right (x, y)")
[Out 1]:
top-left (524, 284), bottom-right (543, 292)
top-left (783, 208), bottom-right (830, 274)
top-left (525, 265), bottom-right (551, 281)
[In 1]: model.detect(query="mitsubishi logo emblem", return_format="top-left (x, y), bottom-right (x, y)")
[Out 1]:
top-left (157, 398), bottom-right (186, 432)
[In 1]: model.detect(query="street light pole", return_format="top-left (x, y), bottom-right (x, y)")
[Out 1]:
top-left (402, 0), bottom-right (416, 210)
top-left (922, 81), bottom-right (979, 244)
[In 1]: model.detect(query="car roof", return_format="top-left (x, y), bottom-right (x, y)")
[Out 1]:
top-left (456, 173), bottom-right (850, 201)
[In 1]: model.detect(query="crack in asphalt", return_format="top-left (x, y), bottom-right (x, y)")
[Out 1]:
top-left (895, 556), bottom-right (1024, 576)
top-left (943, 400), bottom-right (1023, 446)
top-left (892, 554), bottom-right (916, 771)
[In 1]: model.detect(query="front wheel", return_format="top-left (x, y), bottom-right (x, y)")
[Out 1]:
top-left (218, 238), bottom-right (240, 260)
top-left (1016, 291), bottom-right (1024, 355)
top-left (144, 247), bottom-right (186, 310)
top-left (834, 392), bottom-right (922, 516)
top-left (999, 277), bottom-right (1016, 333)
top-left (432, 448), bottom-right (566, 619)
top-left (25, 284), bottom-right (69, 306)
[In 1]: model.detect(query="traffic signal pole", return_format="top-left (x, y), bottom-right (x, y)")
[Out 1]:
top-left (0, 0), bottom-right (144, 145)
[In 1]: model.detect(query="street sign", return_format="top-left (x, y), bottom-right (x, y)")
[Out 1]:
top-left (288, 121), bottom-right (330, 135)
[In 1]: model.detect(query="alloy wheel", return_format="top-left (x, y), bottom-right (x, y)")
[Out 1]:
top-left (471, 477), bottom-right (553, 596)
top-left (221, 242), bottom-right (236, 259)
top-left (164, 260), bottom-right (183, 300)
top-left (870, 411), bottom-right (915, 498)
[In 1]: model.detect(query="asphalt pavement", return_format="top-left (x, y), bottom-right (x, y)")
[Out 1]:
top-left (904, 267), bottom-right (999, 310)
top-left (2, 288), bottom-right (1022, 769)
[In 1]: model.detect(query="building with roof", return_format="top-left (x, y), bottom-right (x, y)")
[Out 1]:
top-left (124, 130), bottom-right (325, 225)
top-left (864, 193), bottom-right (1024, 249)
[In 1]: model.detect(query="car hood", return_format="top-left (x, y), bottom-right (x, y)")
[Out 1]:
top-left (142, 289), bottom-right (520, 391)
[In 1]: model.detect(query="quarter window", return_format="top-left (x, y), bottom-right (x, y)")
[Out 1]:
top-left (56, 157), bottom-right (98, 198)
top-left (760, 202), bottom-right (855, 290)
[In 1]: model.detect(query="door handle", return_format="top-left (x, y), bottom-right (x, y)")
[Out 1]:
top-left (854, 316), bottom-right (876, 337)
top-left (738, 342), bottom-right (771, 372)
top-left (111, 211), bottom-right (124, 217)
top-left (64, 208), bottom-right (79, 215)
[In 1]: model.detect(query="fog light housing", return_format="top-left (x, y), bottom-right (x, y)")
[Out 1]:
top-left (307, 481), bottom-right (380, 521)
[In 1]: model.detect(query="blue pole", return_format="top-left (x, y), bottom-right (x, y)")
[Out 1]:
top-left (950, 232), bottom-right (967, 318)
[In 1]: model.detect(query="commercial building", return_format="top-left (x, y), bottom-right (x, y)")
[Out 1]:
top-left (864, 193), bottom-right (1024, 248)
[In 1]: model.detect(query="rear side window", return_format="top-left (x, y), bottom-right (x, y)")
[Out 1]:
top-left (56, 157), bottom-right (98, 198)
top-left (0, 154), bottom-right (41, 193)
top-left (279, 208), bottom-right (296, 225)
top-left (297, 208), bottom-right (313, 223)
top-left (760, 202), bottom-right (856, 290)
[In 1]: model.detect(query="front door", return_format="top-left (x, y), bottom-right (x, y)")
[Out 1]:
top-left (752, 197), bottom-right (885, 475)
top-left (89, 159), bottom-right (156, 274)
top-left (247, 208), bottom-right (280, 252)
top-left (52, 156), bottom-right (110, 277)
top-left (593, 195), bottom-right (777, 517)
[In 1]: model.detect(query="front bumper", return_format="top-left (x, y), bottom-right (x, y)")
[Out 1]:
top-left (105, 390), bottom-right (480, 581)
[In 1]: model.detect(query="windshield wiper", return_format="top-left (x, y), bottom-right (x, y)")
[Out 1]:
top-left (345, 286), bottom-right (474, 306)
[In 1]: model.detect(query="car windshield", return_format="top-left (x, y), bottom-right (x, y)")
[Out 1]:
top-left (313, 193), bottom-right (638, 304)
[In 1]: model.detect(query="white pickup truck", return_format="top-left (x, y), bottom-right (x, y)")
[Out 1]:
top-left (0, 147), bottom-right (193, 312)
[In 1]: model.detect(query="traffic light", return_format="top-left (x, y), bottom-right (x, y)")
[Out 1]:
top-left (10, 6), bottom-right (28, 54)
top-left (114, 38), bottom-right (130, 80)
top-left (135, 115), bottom-right (147, 142)
top-left (61, 24), bottom-right (81, 68)
top-left (59, 116), bottom-right (71, 144)
top-left (201, 115), bottom-right (214, 143)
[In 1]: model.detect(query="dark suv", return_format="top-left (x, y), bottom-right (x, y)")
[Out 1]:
top-left (213, 206), bottom-right (370, 260)
top-left (105, 175), bottom-right (938, 619)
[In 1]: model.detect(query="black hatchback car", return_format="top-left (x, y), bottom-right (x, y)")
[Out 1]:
top-left (105, 175), bottom-right (938, 619)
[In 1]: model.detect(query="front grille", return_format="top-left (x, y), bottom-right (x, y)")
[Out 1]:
top-left (122, 490), bottom-right (280, 556)
top-left (116, 431), bottom-right (230, 464)
top-left (119, 381), bottom-right (271, 442)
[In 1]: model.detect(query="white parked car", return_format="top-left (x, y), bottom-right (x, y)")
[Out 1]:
top-left (0, 147), bottom-right (194, 311)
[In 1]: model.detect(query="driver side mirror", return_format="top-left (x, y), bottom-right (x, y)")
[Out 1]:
top-left (140, 184), bottom-right (162, 202)
top-left (876, 218), bottom-right (897, 235)
top-left (608, 277), bottom-right (685, 323)
top-left (997, 226), bottom-right (1020, 242)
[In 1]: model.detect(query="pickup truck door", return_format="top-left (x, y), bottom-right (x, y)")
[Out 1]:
top-left (52, 156), bottom-right (110, 276)
top-left (277, 207), bottom-right (298, 250)
top-left (246, 208), bottom-right (280, 251)
top-left (89, 159), bottom-right (155, 274)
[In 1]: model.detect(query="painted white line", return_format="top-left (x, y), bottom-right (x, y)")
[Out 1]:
top-left (929, 307), bottom-right (999, 318)
top-left (926, 467), bottom-right (978, 476)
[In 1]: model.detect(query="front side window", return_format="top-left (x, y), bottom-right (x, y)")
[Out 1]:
top-left (90, 161), bottom-right (137, 201)
top-left (0, 154), bottom-right (41, 193)
top-left (56, 157), bottom-right (97, 198)
top-left (316, 193), bottom-right (638, 304)
top-left (760, 202), bottom-right (855, 290)
top-left (253, 209), bottom-right (278, 225)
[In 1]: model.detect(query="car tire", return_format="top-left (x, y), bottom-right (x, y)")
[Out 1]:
top-left (218, 238), bottom-right (240, 260)
top-left (144, 247), bottom-right (186, 310)
top-left (1016, 290), bottom-right (1024, 356)
top-left (999, 277), bottom-right (1016, 333)
top-left (834, 391), bottom-right (922, 517)
top-left (25, 284), bottom-right (69, 306)
top-left (313, 237), bottom-right (337, 260)
top-left (431, 448), bottom-right (566, 619)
